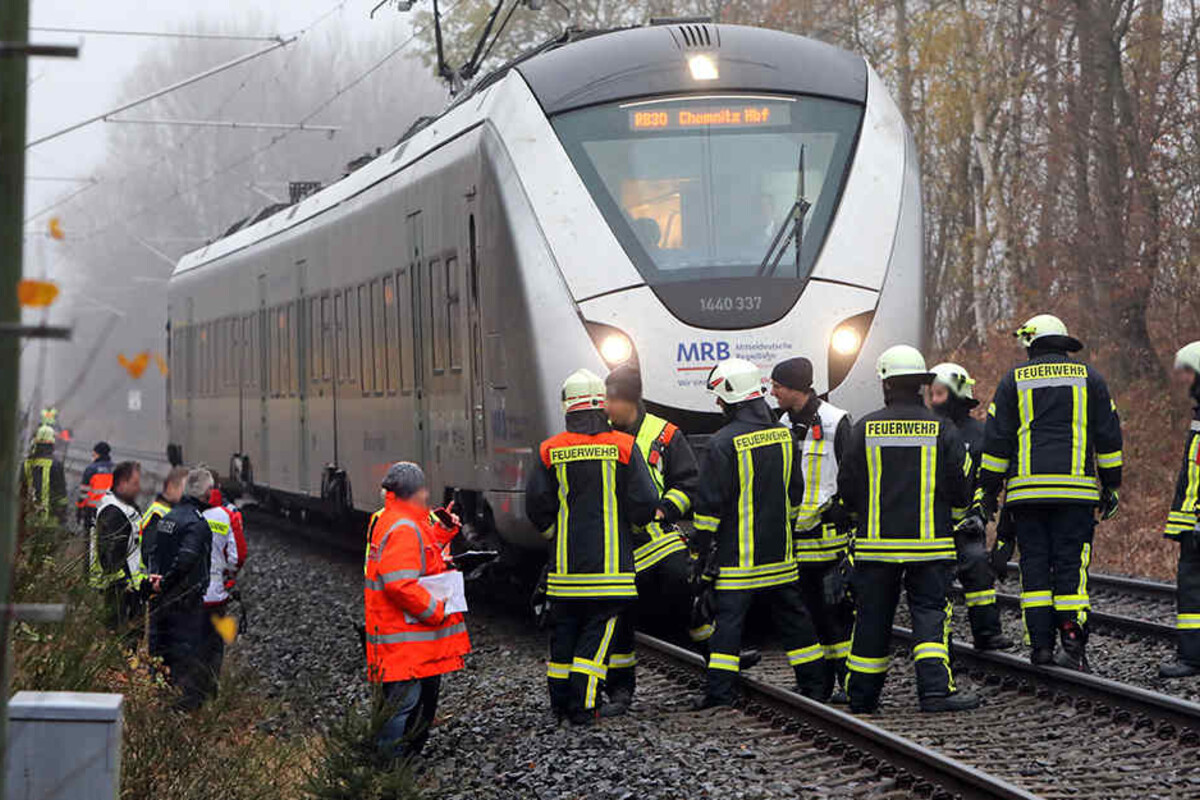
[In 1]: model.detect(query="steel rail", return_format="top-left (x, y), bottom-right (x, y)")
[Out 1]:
top-left (893, 626), bottom-right (1200, 734)
top-left (987, 590), bottom-right (1175, 638)
top-left (635, 632), bottom-right (1042, 800)
top-left (1004, 563), bottom-right (1176, 600)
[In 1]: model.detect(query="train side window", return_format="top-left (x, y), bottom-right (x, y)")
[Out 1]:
top-left (320, 294), bottom-right (331, 382)
top-left (288, 302), bottom-right (299, 397)
top-left (371, 278), bottom-right (387, 396)
top-left (268, 311), bottom-right (277, 397)
top-left (346, 287), bottom-right (360, 387)
top-left (308, 297), bottom-right (319, 387)
top-left (359, 284), bottom-right (375, 394)
top-left (333, 292), bottom-right (345, 383)
top-left (446, 256), bottom-right (461, 371)
top-left (398, 268), bottom-right (415, 393)
top-left (273, 307), bottom-right (284, 397)
top-left (383, 276), bottom-right (398, 395)
top-left (430, 258), bottom-right (445, 374)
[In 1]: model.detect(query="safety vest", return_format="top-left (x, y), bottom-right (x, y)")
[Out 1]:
top-left (203, 506), bottom-right (238, 606)
top-left (23, 457), bottom-right (54, 519)
top-left (790, 401), bottom-right (850, 562)
top-left (89, 493), bottom-right (143, 589)
top-left (631, 413), bottom-right (689, 573)
top-left (364, 499), bottom-right (470, 682)
top-left (139, 500), bottom-right (172, 539)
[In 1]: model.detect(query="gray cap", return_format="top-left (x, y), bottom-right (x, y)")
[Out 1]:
top-left (382, 461), bottom-right (425, 499)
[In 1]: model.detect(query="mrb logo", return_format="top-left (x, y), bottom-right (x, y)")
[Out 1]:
top-left (677, 341), bottom-right (730, 363)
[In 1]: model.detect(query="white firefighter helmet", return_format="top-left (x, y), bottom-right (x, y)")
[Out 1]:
top-left (1175, 341), bottom-right (1200, 374)
top-left (1013, 314), bottom-right (1082, 352)
top-left (930, 362), bottom-right (977, 401)
top-left (706, 358), bottom-right (764, 405)
top-left (33, 424), bottom-right (55, 445)
top-left (561, 368), bottom-right (607, 414)
top-left (876, 345), bottom-right (933, 382)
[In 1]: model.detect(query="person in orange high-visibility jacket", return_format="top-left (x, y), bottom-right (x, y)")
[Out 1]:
top-left (364, 461), bottom-right (470, 759)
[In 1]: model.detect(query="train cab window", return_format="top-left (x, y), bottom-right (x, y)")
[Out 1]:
top-left (445, 257), bottom-right (461, 371)
top-left (359, 284), bottom-right (374, 394)
top-left (430, 258), bottom-right (445, 374)
top-left (398, 267), bottom-right (415, 393)
top-left (320, 294), bottom-right (331, 382)
top-left (372, 279), bottom-right (388, 396)
top-left (383, 276), bottom-right (399, 395)
top-left (552, 95), bottom-right (862, 304)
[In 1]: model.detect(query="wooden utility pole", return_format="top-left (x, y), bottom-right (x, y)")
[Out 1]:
top-left (0, 1), bottom-right (31, 792)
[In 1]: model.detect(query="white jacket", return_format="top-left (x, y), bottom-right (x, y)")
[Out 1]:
top-left (202, 506), bottom-right (241, 606)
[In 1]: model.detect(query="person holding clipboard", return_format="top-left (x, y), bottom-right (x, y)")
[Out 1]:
top-left (364, 461), bottom-right (471, 759)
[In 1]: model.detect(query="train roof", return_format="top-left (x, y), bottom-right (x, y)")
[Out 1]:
top-left (516, 22), bottom-right (866, 114)
top-left (173, 22), bottom-right (866, 278)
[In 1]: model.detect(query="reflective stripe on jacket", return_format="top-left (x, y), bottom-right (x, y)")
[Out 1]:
top-left (203, 506), bottom-right (240, 606)
top-left (89, 493), bottom-right (142, 589)
top-left (980, 354), bottom-right (1123, 506)
top-left (784, 399), bottom-right (852, 561)
top-left (23, 457), bottom-right (55, 519)
top-left (630, 412), bottom-right (698, 573)
top-left (363, 497), bottom-right (470, 683)
top-left (1164, 415), bottom-right (1200, 539)
top-left (78, 460), bottom-right (113, 509)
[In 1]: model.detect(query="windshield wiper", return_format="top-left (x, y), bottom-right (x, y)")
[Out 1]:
top-left (756, 144), bottom-right (812, 278)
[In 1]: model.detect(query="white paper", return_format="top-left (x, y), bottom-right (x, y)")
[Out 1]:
top-left (417, 571), bottom-right (468, 615)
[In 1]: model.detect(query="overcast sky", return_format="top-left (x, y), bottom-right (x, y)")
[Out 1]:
top-left (24, 0), bottom-right (416, 218)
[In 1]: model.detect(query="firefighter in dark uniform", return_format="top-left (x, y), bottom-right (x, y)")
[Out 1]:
top-left (22, 424), bottom-right (67, 524)
top-left (976, 314), bottom-right (1123, 671)
top-left (525, 369), bottom-right (659, 725)
top-left (693, 357), bottom-right (827, 708)
top-left (928, 363), bottom-right (1013, 651)
top-left (602, 366), bottom-right (700, 712)
top-left (838, 346), bottom-right (979, 713)
top-left (770, 356), bottom-right (855, 702)
top-left (1159, 341), bottom-right (1200, 678)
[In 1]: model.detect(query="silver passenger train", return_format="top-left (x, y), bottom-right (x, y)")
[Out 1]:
top-left (167, 22), bottom-right (922, 548)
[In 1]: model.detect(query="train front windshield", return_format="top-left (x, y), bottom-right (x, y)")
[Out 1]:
top-left (553, 95), bottom-right (862, 286)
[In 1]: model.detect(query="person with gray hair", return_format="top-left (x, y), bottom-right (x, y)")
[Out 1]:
top-left (148, 467), bottom-right (216, 710)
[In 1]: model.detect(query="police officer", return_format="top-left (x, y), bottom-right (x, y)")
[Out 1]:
top-left (22, 423), bottom-right (67, 524)
top-left (693, 358), bottom-right (827, 707)
top-left (77, 442), bottom-right (114, 530)
top-left (525, 369), bottom-right (659, 725)
top-left (1160, 341), bottom-right (1200, 678)
top-left (770, 356), bottom-right (855, 701)
top-left (602, 365), bottom-right (700, 712)
top-left (928, 363), bottom-right (1013, 651)
top-left (838, 346), bottom-right (979, 713)
top-left (89, 460), bottom-right (144, 637)
top-left (141, 466), bottom-right (188, 660)
top-left (977, 315), bottom-right (1123, 671)
top-left (149, 468), bottom-right (215, 711)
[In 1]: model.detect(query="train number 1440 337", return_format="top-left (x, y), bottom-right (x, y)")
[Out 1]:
top-left (700, 295), bottom-right (763, 312)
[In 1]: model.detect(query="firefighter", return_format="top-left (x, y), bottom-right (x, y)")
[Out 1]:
top-left (141, 466), bottom-right (188, 660)
top-left (1159, 341), bottom-right (1200, 678)
top-left (22, 423), bottom-right (67, 524)
top-left (838, 346), bottom-right (979, 713)
top-left (928, 363), bottom-right (1013, 651)
top-left (525, 369), bottom-right (659, 725)
top-left (770, 356), bottom-right (855, 701)
top-left (364, 462), bottom-right (470, 758)
top-left (976, 315), bottom-right (1123, 671)
top-left (693, 358), bottom-right (828, 708)
top-left (602, 365), bottom-right (700, 712)
top-left (77, 442), bottom-right (114, 530)
top-left (89, 460), bottom-right (144, 637)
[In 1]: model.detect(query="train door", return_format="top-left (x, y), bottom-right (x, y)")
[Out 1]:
top-left (467, 215), bottom-right (485, 460)
top-left (407, 211), bottom-right (428, 465)
top-left (296, 260), bottom-right (310, 494)
top-left (256, 275), bottom-right (269, 483)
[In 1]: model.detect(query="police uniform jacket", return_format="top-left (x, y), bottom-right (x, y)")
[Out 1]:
top-left (152, 496), bottom-right (213, 604)
top-left (693, 398), bottom-right (802, 591)
top-left (619, 409), bottom-right (699, 573)
top-left (1164, 403), bottom-right (1200, 540)
top-left (979, 351), bottom-right (1123, 506)
top-left (838, 397), bottom-right (971, 563)
top-left (526, 410), bottom-right (659, 600)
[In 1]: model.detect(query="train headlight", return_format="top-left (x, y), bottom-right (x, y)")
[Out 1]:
top-left (600, 333), bottom-right (634, 366)
top-left (831, 326), bottom-right (862, 357)
top-left (688, 54), bottom-right (719, 81)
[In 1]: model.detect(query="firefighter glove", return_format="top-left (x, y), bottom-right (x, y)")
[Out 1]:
top-left (989, 509), bottom-right (1016, 579)
top-left (1099, 487), bottom-right (1119, 521)
top-left (822, 553), bottom-right (852, 608)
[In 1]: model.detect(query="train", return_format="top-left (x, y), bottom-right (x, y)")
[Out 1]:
top-left (166, 21), bottom-right (922, 549)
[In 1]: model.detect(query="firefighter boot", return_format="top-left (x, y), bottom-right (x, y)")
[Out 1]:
top-left (1053, 621), bottom-right (1089, 672)
top-left (1031, 647), bottom-right (1055, 666)
top-left (920, 690), bottom-right (982, 713)
top-left (1159, 660), bottom-right (1200, 678)
top-left (739, 649), bottom-right (762, 670)
top-left (974, 632), bottom-right (1015, 651)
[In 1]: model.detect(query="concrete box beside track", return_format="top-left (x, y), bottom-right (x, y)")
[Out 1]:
top-left (6, 692), bottom-right (123, 800)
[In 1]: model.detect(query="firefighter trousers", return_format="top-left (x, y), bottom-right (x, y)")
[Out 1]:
top-left (1176, 538), bottom-right (1200, 665)
top-left (548, 599), bottom-right (625, 716)
top-left (956, 547), bottom-right (1003, 644)
top-left (847, 560), bottom-right (955, 711)
top-left (705, 581), bottom-right (827, 704)
top-left (608, 548), bottom-right (693, 702)
top-left (797, 560), bottom-right (854, 694)
top-left (1013, 504), bottom-right (1095, 650)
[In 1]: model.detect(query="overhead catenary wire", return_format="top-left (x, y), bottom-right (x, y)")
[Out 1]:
top-left (30, 26), bottom-right (286, 43)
